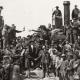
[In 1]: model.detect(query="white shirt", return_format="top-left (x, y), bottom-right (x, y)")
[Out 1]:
top-left (2, 27), bottom-right (8, 38)
top-left (65, 44), bottom-right (71, 51)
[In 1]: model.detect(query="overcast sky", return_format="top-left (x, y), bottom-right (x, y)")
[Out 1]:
top-left (0, 0), bottom-right (80, 37)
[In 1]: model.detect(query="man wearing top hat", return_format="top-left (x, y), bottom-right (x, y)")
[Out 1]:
top-left (52, 6), bottom-right (62, 29)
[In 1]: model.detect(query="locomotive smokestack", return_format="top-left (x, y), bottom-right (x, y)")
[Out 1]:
top-left (63, 1), bottom-right (70, 26)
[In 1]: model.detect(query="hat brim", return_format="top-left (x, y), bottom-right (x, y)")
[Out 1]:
top-left (0, 6), bottom-right (3, 9)
top-left (56, 6), bottom-right (59, 8)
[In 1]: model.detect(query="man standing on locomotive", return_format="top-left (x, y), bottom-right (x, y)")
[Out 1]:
top-left (52, 6), bottom-right (62, 29)
top-left (72, 5), bottom-right (79, 20)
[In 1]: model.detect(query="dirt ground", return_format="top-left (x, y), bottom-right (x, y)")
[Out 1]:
top-left (24, 68), bottom-right (59, 80)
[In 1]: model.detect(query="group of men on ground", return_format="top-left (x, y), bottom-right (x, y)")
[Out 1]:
top-left (1, 31), bottom-right (80, 80)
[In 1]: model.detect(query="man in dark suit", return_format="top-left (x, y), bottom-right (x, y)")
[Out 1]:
top-left (29, 41), bottom-right (36, 58)
top-left (72, 5), bottom-right (79, 20)
top-left (28, 41), bottom-right (36, 68)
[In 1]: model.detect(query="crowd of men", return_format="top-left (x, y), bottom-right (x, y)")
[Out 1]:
top-left (0, 4), bottom-right (80, 80)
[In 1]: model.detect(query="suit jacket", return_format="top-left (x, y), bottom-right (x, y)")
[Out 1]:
top-left (72, 8), bottom-right (79, 19)
top-left (29, 45), bottom-right (36, 58)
